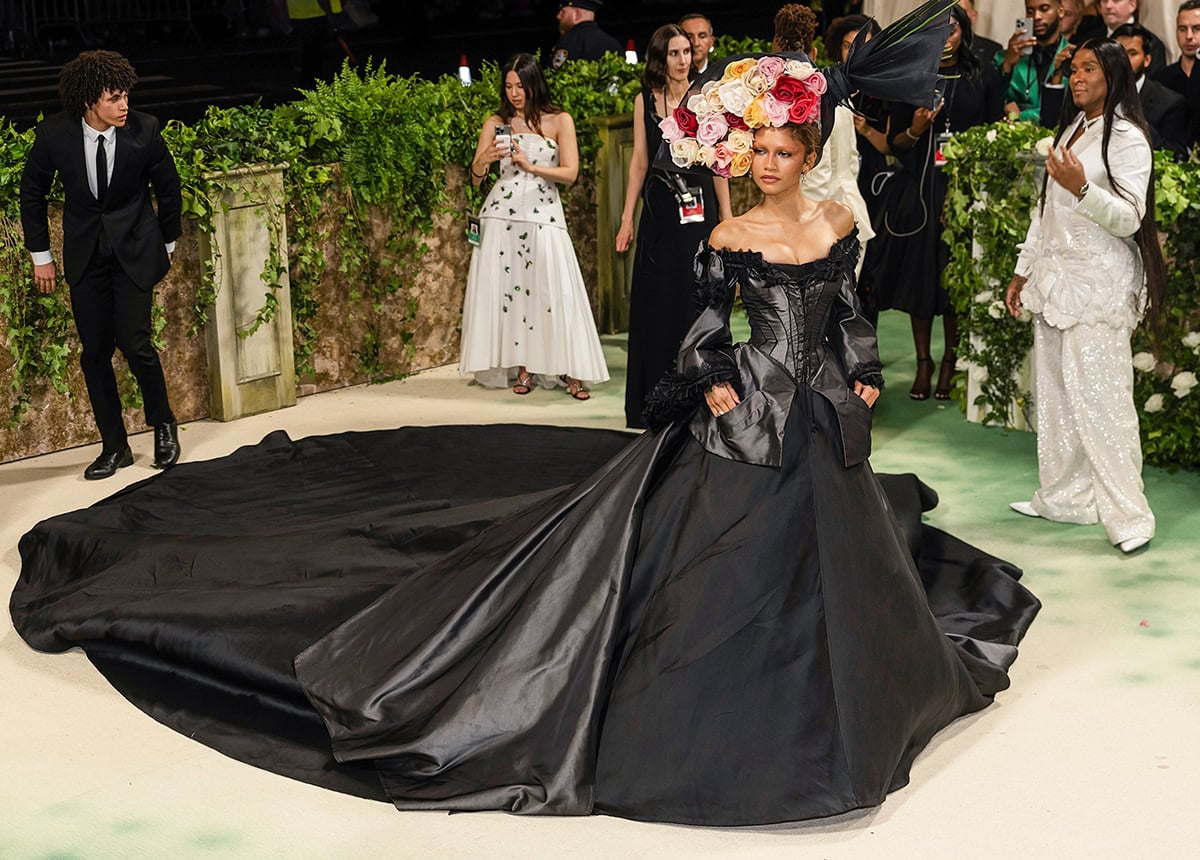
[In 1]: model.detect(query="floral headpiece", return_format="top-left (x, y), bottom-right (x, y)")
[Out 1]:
top-left (658, 55), bottom-right (827, 178)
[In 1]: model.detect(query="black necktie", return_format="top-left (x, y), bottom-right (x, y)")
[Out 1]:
top-left (96, 133), bottom-right (108, 201)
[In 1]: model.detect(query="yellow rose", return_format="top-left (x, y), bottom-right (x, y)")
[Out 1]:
top-left (730, 150), bottom-right (753, 177)
top-left (721, 58), bottom-right (757, 82)
top-left (702, 80), bottom-right (725, 112)
top-left (743, 96), bottom-right (770, 129)
top-left (726, 128), bottom-right (754, 154)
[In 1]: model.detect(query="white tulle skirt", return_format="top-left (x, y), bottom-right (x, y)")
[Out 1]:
top-left (459, 218), bottom-right (609, 388)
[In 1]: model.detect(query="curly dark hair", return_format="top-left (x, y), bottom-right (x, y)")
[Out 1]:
top-left (58, 50), bottom-right (137, 118)
top-left (772, 4), bottom-right (818, 55)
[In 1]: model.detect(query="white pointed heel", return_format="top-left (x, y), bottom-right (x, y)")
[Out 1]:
top-left (1118, 537), bottom-right (1150, 554)
top-left (1008, 501), bottom-right (1040, 518)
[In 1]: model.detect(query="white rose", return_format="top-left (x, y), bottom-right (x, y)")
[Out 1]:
top-left (782, 60), bottom-right (815, 80)
top-left (1131, 351), bottom-right (1157, 373)
top-left (1143, 393), bottom-right (1164, 413)
top-left (974, 290), bottom-right (992, 304)
top-left (725, 128), bottom-right (754, 154)
top-left (985, 128), bottom-right (998, 143)
top-left (1018, 307), bottom-right (1034, 323)
top-left (987, 300), bottom-right (1006, 319)
top-left (717, 79), bottom-right (751, 115)
top-left (1034, 136), bottom-right (1055, 157)
top-left (696, 144), bottom-right (717, 168)
top-left (1170, 370), bottom-right (1198, 398)
top-left (687, 93), bottom-right (715, 117)
top-left (668, 137), bottom-right (702, 168)
top-left (1182, 331), bottom-right (1200, 351)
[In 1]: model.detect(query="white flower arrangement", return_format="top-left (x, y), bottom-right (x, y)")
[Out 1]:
top-left (1131, 351), bottom-right (1157, 373)
top-left (1170, 370), bottom-right (1197, 398)
top-left (1143, 393), bottom-right (1164, 413)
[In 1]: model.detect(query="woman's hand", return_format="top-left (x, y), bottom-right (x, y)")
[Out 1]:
top-left (1005, 274), bottom-right (1027, 318)
top-left (853, 381), bottom-right (880, 407)
top-left (705, 381), bottom-right (741, 416)
top-left (909, 104), bottom-right (940, 138)
top-left (1045, 145), bottom-right (1087, 197)
top-left (511, 138), bottom-right (534, 173)
top-left (615, 218), bottom-right (634, 253)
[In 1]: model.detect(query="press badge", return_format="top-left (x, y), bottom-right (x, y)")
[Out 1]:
top-left (467, 215), bottom-right (481, 246)
top-left (672, 174), bottom-right (706, 224)
top-left (934, 132), bottom-right (953, 168)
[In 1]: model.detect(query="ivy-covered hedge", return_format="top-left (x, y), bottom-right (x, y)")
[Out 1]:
top-left (943, 122), bottom-right (1200, 471)
top-left (0, 55), bottom-right (642, 425)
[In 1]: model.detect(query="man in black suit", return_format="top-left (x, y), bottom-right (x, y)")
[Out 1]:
top-left (20, 50), bottom-right (183, 480)
top-left (1154, 0), bottom-right (1200, 95)
top-left (1075, 0), bottom-right (1168, 69)
top-left (1114, 23), bottom-right (1189, 156)
top-left (551, 0), bottom-right (622, 70)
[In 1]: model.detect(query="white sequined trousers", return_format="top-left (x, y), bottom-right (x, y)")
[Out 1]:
top-left (1030, 317), bottom-right (1155, 544)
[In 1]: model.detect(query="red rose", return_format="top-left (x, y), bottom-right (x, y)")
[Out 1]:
top-left (786, 89), bottom-right (820, 124)
top-left (724, 111), bottom-right (749, 130)
top-left (673, 106), bottom-right (699, 135)
top-left (770, 75), bottom-right (808, 103)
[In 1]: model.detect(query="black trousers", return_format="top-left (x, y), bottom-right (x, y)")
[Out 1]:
top-left (69, 246), bottom-right (174, 452)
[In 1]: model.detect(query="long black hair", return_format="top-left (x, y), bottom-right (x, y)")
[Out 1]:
top-left (497, 53), bottom-right (561, 135)
top-left (643, 24), bottom-right (691, 92)
top-left (1047, 38), bottom-right (1167, 323)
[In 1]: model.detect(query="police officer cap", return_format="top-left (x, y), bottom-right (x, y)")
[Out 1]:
top-left (559, 0), bottom-right (604, 10)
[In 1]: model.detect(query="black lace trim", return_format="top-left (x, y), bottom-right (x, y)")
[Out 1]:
top-left (849, 360), bottom-right (885, 389)
top-left (642, 357), bottom-right (739, 430)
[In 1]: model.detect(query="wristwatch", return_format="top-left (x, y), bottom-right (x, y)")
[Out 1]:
top-left (1076, 181), bottom-right (1090, 199)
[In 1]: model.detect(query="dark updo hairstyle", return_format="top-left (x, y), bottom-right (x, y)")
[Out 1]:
top-left (58, 50), bottom-right (137, 118)
top-left (498, 53), bottom-right (561, 135)
top-left (772, 4), bottom-right (817, 54)
top-left (1048, 38), bottom-right (1166, 324)
top-left (643, 24), bottom-right (692, 92)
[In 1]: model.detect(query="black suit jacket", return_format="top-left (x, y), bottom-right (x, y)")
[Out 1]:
top-left (20, 110), bottom-right (182, 290)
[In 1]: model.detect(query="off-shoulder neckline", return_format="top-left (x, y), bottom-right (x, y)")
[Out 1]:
top-left (705, 229), bottom-right (859, 270)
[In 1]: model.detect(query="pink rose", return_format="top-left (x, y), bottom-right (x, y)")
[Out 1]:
top-left (695, 111), bottom-right (729, 146)
top-left (713, 142), bottom-right (734, 168)
top-left (673, 106), bottom-right (699, 136)
top-left (755, 56), bottom-right (786, 87)
top-left (711, 162), bottom-right (732, 178)
top-left (658, 115), bottom-right (682, 142)
top-left (763, 93), bottom-right (790, 127)
top-left (806, 72), bottom-right (828, 95)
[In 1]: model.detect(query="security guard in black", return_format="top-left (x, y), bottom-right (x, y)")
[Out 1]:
top-left (552, 0), bottom-right (622, 69)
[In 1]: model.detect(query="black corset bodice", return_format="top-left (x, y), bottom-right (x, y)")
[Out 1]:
top-left (737, 256), bottom-right (847, 387)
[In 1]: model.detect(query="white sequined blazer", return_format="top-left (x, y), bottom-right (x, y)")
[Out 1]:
top-left (1014, 112), bottom-right (1151, 331)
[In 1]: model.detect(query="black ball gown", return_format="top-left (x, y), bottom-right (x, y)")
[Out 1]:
top-left (10, 233), bottom-right (1039, 826)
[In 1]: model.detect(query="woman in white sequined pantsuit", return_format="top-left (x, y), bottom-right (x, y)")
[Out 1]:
top-left (1005, 39), bottom-right (1168, 554)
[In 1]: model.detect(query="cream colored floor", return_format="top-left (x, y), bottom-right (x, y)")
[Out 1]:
top-left (2, 320), bottom-right (1199, 859)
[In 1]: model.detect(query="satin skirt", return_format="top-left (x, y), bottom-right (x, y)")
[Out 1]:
top-left (11, 397), bottom-right (1039, 826)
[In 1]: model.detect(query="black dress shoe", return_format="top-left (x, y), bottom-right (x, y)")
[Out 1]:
top-left (84, 446), bottom-right (133, 480)
top-left (154, 421), bottom-right (181, 469)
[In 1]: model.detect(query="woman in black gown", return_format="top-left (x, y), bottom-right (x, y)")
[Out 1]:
top-left (11, 2), bottom-right (1038, 827)
top-left (859, 5), bottom-right (1004, 399)
top-left (616, 24), bottom-right (731, 428)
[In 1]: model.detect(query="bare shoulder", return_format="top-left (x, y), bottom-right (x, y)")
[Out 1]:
top-left (706, 216), bottom-right (752, 251)
top-left (819, 199), bottom-right (856, 238)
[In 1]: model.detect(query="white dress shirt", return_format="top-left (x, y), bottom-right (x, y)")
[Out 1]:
top-left (30, 118), bottom-right (175, 266)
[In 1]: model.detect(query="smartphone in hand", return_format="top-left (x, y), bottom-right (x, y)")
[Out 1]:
top-left (1016, 17), bottom-right (1034, 55)
top-left (494, 124), bottom-right (513, 157)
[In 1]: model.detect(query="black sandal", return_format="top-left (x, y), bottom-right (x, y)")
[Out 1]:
top-left (512, 372), bottom-right (533, 395)
top-left (559, 375), bottom-right (590, 401)
top-left (910, 357), bottom-right (935, 400)
top-left (934, 357), bottom-right (957, 401)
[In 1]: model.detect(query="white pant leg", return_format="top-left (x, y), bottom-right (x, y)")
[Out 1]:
top-left (1033, 318), bottom-right (1155, 543)
top-left (1030, 318), bottom-right (1098, 524)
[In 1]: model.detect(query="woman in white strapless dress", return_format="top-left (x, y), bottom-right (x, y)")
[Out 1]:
top-left (461, 53), bottom-right (608, 399)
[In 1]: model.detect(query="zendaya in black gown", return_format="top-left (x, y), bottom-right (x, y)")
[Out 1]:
top-left (10, 6), bottom-right (1038, 827)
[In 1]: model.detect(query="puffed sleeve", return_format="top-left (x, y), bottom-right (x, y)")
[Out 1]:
top-left (1014, 198), bottom-right (1043, 279)
top-left (642, 243), bottom-right (741, 429)
top-left (827, 248), bottom-right (884, 389)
